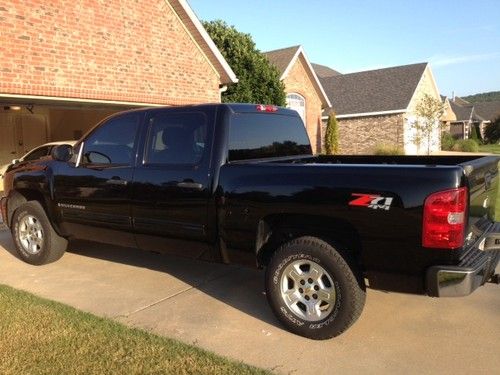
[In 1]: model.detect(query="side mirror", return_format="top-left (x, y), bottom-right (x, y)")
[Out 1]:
top-left (11, 159), bottom-right (20, 165)
top-left (51, 144), bottom-right (73, 162)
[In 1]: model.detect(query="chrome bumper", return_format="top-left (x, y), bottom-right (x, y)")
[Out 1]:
top-left (426, 249), bottom-right (499, 297)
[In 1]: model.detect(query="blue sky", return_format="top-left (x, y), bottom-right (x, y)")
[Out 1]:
top-left (188, 0), bottom-right (500, 97)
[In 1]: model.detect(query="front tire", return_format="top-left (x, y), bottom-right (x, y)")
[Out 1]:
top-left (265, 236), bottom-right (366, 340)
top-left (12, 201), bottom-right (68, 265)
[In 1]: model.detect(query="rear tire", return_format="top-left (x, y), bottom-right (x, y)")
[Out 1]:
top-left (11, 201), bottom-right (67, 265)
top-left (265, 236), bottom-right (365, 340)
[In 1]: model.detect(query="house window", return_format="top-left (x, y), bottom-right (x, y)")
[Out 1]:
top-left (286, 93), bottom-right (306, 125)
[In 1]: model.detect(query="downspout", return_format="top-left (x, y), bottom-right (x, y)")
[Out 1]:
top-left (219, 85), bottom-right (228, 102)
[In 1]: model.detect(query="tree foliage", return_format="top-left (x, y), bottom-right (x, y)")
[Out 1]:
top-left (202, 20), bottom-right (286, 106)
top-left (462, 91), bottom-right (500, 103)
top-left (469, 124), bottom-right (480, 142)
top-left (412, 94), bottom-right (445, 155)
top-left (324, 113), bottom-right (339, 154)
top-left (484, 116), bottom-right (500, 144)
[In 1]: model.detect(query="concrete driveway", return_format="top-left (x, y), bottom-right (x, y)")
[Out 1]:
top-left (0, 225), bottom-right (498, 374)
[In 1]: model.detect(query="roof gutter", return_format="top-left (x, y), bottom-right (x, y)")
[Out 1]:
top-left (322, 109), bottom-right (407, 120)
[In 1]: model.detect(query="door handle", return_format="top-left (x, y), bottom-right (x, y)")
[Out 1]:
top-left (177, 181), bottom-right (203, 190)
top-left (106, 177), bottom-right (128, 186)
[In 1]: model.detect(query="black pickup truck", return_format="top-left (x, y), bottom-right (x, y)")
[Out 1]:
top-left (1, 103), bottom-right (499, 339)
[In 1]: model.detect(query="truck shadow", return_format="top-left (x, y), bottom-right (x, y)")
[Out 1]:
top-left (0, 230), bottom-right (281, 329)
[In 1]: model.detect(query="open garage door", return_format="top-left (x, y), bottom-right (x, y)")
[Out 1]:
top-left (0, 113), bottom-right (46, 164)
top-left (0, 102), bottom-right (140, 169)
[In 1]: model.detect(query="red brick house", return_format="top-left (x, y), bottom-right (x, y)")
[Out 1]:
top-left (264, 46), bottom-right (331, 153)
top-left (0, 0), bottom-right (236, 168)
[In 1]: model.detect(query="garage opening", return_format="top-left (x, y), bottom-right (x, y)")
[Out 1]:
top-left (0, 99), bottom-right (146, 192)
top-left (0, 101), bottom-right (141, 167)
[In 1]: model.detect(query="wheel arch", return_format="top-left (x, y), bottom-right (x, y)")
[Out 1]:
top-left (7, 189), bottom-right (51, 229)
top-left (256, 214), bottom-right (362, 269)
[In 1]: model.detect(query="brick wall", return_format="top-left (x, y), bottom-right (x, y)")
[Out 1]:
top-left (0, 0), bottom-right (221, 105)
top-left (336, 114), bottom-right (404, 154)
top-left (284, 55), bottom-right (323, 153)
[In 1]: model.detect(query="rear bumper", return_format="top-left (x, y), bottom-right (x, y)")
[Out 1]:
top-left (426, 246), bottom-right (499, 297)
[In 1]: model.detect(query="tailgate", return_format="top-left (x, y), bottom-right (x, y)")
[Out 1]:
top-left (462, 156), bottom-right (500, 232)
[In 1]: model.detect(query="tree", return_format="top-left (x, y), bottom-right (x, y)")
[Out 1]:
top-left (324, 112), bottom-right (339, 154)
top-left (484, 116), bottom-right (500, 144)
top-left (412, 94), bottom-right (445, 155)
top-left (203, 20), bottom-right (286, 106)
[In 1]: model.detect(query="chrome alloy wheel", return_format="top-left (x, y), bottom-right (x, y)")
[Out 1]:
top-left (18, 214), bottom-right (44, 255)
top-left (280, 259), bottom-right (336, 322)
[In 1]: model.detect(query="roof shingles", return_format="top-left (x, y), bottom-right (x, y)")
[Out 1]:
top-left (312, 63), bottom-right (341, 78)
top-left (320, 63), bottom-right (428, 116)
top-left (263, 46), bottom-right (300, 76)
top-left (473, 101), bottom-right (500, 122)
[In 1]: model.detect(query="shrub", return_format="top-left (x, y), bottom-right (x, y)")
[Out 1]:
top-left (441, 132), bottom-right (455, 151)
top-left (470, 126), bottom-right (478, 140)
top-left (484, 117), bottom-right (500, 144)
top-left (324, 113), bottom-right (339, 154)
top-left (452, 139), bottom-right (479, 152)
top-left (373, 144), bottom-right (404, 155)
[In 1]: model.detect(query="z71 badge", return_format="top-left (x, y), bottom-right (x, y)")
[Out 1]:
top-left (349, 193), bottom-right (393, 211)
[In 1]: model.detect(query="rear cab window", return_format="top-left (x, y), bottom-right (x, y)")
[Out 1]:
top-left (228, 113), bottom-right (312, 161)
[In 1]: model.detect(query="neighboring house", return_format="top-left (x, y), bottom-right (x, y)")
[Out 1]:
top-left (446, 97), bottom-right (499, 139)
top-left (440, 95), bottom-right (457, 131)
top-left (474, 100), bottom-right (500, 126)
top-left (448, 99), bottom-right (479, 139)
top-left (0, 0), bottom-right (236, 169)
top-left (319, 62), bottom-right (442, 154)
top-left (264, 46), bottom-right (331, 153)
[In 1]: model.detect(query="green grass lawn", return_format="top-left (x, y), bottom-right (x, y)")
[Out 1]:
top-left (478, 144), bottom-right (500, 154)
top-left (0, 285), bottom-right (269, 375)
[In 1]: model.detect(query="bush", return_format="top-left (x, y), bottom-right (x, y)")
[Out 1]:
top-left (441, 132), bottom-right (455, 151)
top-left (470, 125), bottom-right (479, 141)
top-left (484, 117), bottom-right (500, 144)
top-left (373, 144), bottom-right (404, 155)
top-left (452, 139), bottom-right (479, 152)
top-left (324, 114), bottom-right (339, 154)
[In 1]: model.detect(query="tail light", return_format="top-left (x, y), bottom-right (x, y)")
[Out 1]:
top-left (422, 187), bottom-right (467, 249)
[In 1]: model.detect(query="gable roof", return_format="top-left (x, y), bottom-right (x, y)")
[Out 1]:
top-left (264, 45), bottom-right (331, 108)
top-left (473, 100), bottom-right (500, 122)
top-left (320, 62), bottom-right (428, 117)
top-left (263, 46), bottom-right (302, 77)
top-left (312, 63), bottom-right (342, 78)
top-left (453, 96), bottom-right (471, 106)
top-left (168, 0), bottom-right (237, 84)
top-left (450, 101), bottom-right (474, 122)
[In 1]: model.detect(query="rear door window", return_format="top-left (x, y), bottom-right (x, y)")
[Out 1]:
top-left (145, 112), bottom-right (207, 165)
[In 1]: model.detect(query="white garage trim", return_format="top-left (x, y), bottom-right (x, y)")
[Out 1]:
top-left (0, 93), bottom-right (166, 107)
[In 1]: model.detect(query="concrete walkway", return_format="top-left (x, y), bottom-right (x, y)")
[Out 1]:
top-left (0, 226), bottom-right (498, 374)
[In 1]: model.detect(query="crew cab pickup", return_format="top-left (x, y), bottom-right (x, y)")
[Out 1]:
top-left (1, 103), bottom-right (499, 340)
